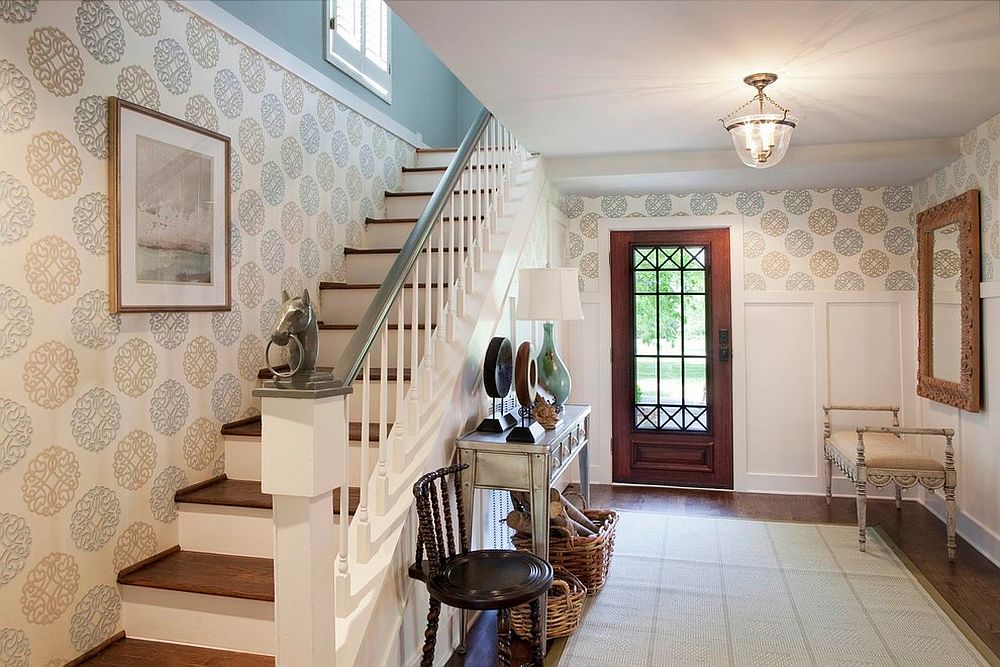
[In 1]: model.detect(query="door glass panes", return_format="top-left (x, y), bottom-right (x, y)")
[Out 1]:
top-left (632, 245), bottom-right (710, 432)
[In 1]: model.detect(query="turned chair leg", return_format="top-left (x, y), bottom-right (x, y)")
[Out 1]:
top-left (497, 607), bottom-right (512, 667)
top-left (824, 456), bottom-right (833, 506)
top-left (420, 598), bottom-right (441, 667)
top-left (529, 598), bottom-right (544, 667)
top-left (856, 481), bottom-right (867, 552)
top-left (945, 485), bottom-right (957, 561)
top-left (894, 483), bottom-right (902, 510)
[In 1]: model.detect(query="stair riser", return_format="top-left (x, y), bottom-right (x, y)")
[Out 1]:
top-left (367, 221), bottom-right (469, 249)
top-left (225, 436), bottom-right (382, 483)
top-left (177, 504), bottom-right (348, 559)
top-left (320, 286), bottom-right (445, 326)
top-left (347, 382), bottom-right (404, 422)
top-left (344, 251), bottom-right (465, 284)
top-left (386, 193), bottom-right (433, 218)
top-left (121, 586), bottom-right (275, 655)
top-left (414, 151), bottom-right (456, 169)
top-left (414, 149), bottom-right (508, 169)
top-left (387, 192), bottom-right (495, 219)
top-left (401, 170), bottom-right (445, 191)
top-left (318, 328), bottom-right (427, 367)
top-left (365, 221), bottom-right (417, 249)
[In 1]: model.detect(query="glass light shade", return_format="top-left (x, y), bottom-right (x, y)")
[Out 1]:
top-left (725, 113), bottom-right (797, 169)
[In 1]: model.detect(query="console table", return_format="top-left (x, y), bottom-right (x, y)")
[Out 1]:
top-left (455, 403), bottom-right (591, 646)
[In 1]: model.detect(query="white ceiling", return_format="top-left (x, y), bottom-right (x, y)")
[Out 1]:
top-left (390, 0), bottom-right (1000, 193)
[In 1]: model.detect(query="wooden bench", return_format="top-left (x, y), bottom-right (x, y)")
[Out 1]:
top-left (822, 404), bottom-right (957, 559)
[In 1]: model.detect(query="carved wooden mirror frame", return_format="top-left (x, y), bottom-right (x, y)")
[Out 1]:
top-left (916, 189), bottom-right (981, 412)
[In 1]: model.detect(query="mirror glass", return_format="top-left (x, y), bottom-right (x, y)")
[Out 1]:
top-left (931, 222), bottom-right (962, 383)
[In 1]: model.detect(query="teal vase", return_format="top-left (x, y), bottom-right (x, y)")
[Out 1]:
top-left (536, 322), bottom-right (571, 408)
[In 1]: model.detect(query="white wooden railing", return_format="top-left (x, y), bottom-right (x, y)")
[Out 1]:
top-left (258, 109), bottom-right (529, 665)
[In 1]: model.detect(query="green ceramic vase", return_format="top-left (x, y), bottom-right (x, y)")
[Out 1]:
top-left (536, 322), bottom-right (571, 407)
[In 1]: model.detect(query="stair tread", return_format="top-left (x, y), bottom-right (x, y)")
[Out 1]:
top-left (220, 415), bottom-right (394, 442)
top-left (319, 281), bottom-right (445, 290)
top-left (220, 415), bottom-right (265, 437)
top-left (365, 216), bottom-right (484, 224)
top-left (118, 550), bottom-right (275, 602)
top-left (344, 246), bottom-right (467, 254)
top-left (175, 477), bottom-right (361, 514)
top-left (402, 165), bottom-right (502, 172)
top-left (77, 637), bottom-right (274, 666)
top-left (318, 321), bottom-right (430, 330)
top-left (255, 365), bottom-right (412, 381)
top-left (386, 189), bottom-right (493, 197)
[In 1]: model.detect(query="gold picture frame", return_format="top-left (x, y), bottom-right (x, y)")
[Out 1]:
top-left (108, 96), bottom-right (231, 313)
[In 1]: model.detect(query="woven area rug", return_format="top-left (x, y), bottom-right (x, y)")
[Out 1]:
top-left (555, 512), bottom-right (994, 666)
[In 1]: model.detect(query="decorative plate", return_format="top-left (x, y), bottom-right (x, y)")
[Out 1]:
top-left (483, 336), bottom-right (513, 398)
top-left (514, 341), bottom-right (538, 407)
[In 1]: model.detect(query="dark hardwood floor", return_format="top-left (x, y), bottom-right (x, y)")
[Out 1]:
top-left (445, 484), bottom-right (1000, 666)
top-left (78, 638), bottom-right (273, 666)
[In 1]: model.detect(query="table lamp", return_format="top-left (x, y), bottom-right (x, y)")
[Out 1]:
top-left (515, 268), bottom-right (584, 413)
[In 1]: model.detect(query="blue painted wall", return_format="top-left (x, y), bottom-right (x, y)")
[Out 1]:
top-left (209, 0), bottom-right (477, 147)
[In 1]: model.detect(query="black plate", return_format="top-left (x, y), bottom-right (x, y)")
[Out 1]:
top-left (483, 337), bottom-right (513, 398)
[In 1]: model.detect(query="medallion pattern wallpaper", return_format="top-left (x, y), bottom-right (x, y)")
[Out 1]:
top-left (561, 114), bottom-right (999, 294)
top-left (0, 1), bottom-right (414, 663)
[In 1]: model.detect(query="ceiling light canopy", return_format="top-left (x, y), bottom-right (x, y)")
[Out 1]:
top-left (721, 73), bottom-right (798, 169)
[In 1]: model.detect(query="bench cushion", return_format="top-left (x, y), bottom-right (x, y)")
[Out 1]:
top-left (828, 431), bottom-right (944, 472)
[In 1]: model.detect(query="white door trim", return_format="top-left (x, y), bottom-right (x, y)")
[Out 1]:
top-left (586, 215), bottom-right (748, 489)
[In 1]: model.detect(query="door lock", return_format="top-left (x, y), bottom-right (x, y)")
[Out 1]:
top-left (719, 329), bottom-right (730, 363)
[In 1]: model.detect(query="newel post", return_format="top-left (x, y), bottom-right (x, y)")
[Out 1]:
top-left (253, 384), bottom-right (352, 667)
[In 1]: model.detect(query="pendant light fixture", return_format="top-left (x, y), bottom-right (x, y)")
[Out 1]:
top-left (720, 73), bottom-right (798, 169)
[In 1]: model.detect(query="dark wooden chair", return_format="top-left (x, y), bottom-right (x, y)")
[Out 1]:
top-left (409, 463), bottom-right (552, 667)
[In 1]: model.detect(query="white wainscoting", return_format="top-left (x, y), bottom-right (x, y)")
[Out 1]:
top-left (564, 214), bottom-right (918, 498)
top-left (562, 215), bottom-right (1000, 567)
top-left (917, 283), bottom-right (1000, 566)
top-left (743, 292), bottom-right (917, 496)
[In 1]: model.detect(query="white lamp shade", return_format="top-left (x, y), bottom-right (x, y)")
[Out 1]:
top-left (515, 268), bottom-right (584, 321)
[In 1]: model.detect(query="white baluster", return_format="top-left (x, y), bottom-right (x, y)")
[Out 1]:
top-left (336, 393), bottom-right (351, 611)
top-left (375, 320), bottom-right (389, 514)
top-left (437, 212), bottom-right (444, 330)
top-left (393, 294), bottom-right (406, 473)
top-left (357, 356), bottom-right (371, 562)
top-left (421, 238), bottom-right (434, 398)
top-left (408, 260), bottom-right (420, 427)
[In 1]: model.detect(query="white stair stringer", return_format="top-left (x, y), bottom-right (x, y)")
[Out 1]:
top-left (334, 157), bottom-right (547, 667)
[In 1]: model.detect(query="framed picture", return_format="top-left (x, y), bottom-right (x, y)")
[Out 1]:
top-left (108, 97), bottom-right (231, 313)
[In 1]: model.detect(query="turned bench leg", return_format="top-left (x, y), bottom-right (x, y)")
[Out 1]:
top-left (945, 485), bottom-right (957, 561)
top-left (894, 483), bottom-right (902, 510)
top-left (856, 481), bottom-right (867, 552)
top-left (825, 455), bottom-right (833, 506)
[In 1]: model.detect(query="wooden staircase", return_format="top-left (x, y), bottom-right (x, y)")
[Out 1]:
top-left (82, 146), bottom-right (473, 661)
top-left (80, 114), bottom-right (542, 664)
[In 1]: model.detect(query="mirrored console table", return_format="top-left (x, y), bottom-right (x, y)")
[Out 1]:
top-left (455, 403), bottom-right (591, 647)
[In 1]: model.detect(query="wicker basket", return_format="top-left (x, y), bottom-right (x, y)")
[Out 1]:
top-left (511, 567), bottom-right (586, 640)
top-left (512, 508), bottom-right (619, 595)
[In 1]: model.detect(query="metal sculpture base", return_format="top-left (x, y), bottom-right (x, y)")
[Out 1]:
top-left (506, 421), bottom-right (545, 443)
top-left (264, 369), bottom-right (339, 391)
top-left (477, 411), bottom-right (518, 433)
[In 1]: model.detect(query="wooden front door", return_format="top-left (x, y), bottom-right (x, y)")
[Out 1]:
top-left (610, 229), bottom-right (733, 488)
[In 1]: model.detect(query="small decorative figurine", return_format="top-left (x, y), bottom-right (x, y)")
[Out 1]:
top-left (264, 289), bottom-right (336, 390)
top-left (507, 341), bottom-right (546, 443)
top-left (478, 337), bottom-right (517, 432)
top-left (533, 397), bottom-right (559, 430)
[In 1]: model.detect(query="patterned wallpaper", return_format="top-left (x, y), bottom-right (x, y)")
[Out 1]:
top-left (913, 113), bottom-right (1000, 281)
top-left (560, 187), bottom-right (916, 293)
top-left (0, 1), bottom-right (414, 663)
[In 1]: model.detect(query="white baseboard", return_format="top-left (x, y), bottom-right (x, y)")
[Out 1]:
top-left (921, 492), bottom-right (1000, 567)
